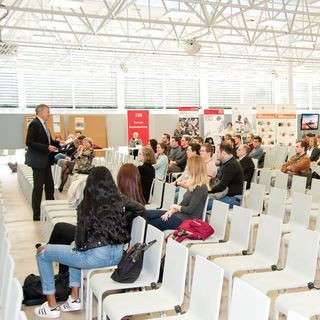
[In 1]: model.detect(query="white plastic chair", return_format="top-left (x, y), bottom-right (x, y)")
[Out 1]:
top-left (161, 183), bottom-right (177, 210)
top-left (146, 179), bottom-right (164, 209)
top-left (263, 152), bottom-right (275, 169)
top-left (0, 254), bottom-right (14, 316)
top-left (309, 178), bottom-right (320, 216)
top-left (102, 238), bottom-right (189, 320)
top-left (177, 187), bottom-right (187, 204)
top-left (241, 226), bottom-right (320, 294)
top-left (87, 224), bottom-right (164, 320)
top-left (290, 175), bottom-right (307, 195)
top-left (146, 256), bottom-right (224, 320)
top-left (82, 216), bottom-right (146, 313)
top-left (287, 310), bottom-right (309, 320)
top-left (214, 215), bottom-right (282, 301)
top-left (274, 171), bottom-right (289, 190)
top-left (274, 290), bottom-right (320, 320)
top-left (245, 182), bottom-right (265, 216)
top-left (229, 278), bottom-right (270, 320)
top-left (201, 196), bottom-right (209, 221)
top-left (189, 206), bottom-right (252, 291)
top-left (3, 278), bottom-right (23, 320)
top-left (258, 169), bottom-right (272, 194)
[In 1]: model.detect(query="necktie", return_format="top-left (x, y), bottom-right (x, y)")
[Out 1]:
top-left (43, 122), bottom-right (51, 144)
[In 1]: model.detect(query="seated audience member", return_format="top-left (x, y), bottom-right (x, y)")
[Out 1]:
top-left (129, 132), bottom-right (143, 158)
top-left (174, 123), bottom-right (184, 138)
top-left (224, 122), bottom-right (235, 136)
top-left (281, 140), bottom-right (311, 178)
top-left (34, 167), bottom-right (130, 318)
top-left (147, 139), bottom-right (158, 153)
top-left (209, 142), bottom-right (244, 208)
top-left (167, 135), bottom-right (190, 173)
top-left (307, 137), bottom-right (320, 162)
top-left (193, 136), bottom-right (204, 145)
top-left (58, 137), bottom-right (95, 192)
top-left (249, 136), bottom-right (264, 162)
top-left (138, 147), bottom-right (156, 203)
top-left (200, 143), bottom-right (217, 182)
top-left (316, 134), bottom-right (320, 147)
top-left (185, 123), bottom-right (196, 136)
top-left (54, 134), bottom-right (76, 164)
top-left (246, 133), bottom-right (254, 152)
top-left (56, 136), bottom-right (85, 168)
top-left (161, 133), bottom-right (171, 154)
top-left (153, 143), bottom-right (168, 181)
top-left (43, 163), bottom-right (146, 275)
top-left (168, 136), bottom-right (180, 160)
top-left (147, 155), bottom-right (209, 231)
top-left (225, 137), bottom-right (237, 157)
top-left (234, 135), bottom-right (242, 152)
top-left (237, 144), bottom-right (255, 189)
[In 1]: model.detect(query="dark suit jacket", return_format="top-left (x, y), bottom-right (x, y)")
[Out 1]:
top-left (240, 156), bottom-right (255, 189)
top-left (310, 148), bottom-right (320, 162)
top-left (25, 117), bottom-right (60, 169)
top-left (138, 163), bottom-right (155, 203)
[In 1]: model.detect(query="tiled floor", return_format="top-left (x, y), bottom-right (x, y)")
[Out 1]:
top-left (1, 163), bottom-right (308, 320)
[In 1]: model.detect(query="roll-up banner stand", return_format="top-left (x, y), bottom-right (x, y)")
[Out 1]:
top-left (127, 110), bottom-right (149, 146)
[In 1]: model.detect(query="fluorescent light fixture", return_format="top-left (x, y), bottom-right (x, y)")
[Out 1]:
top-left (32, 33), bottom-right (56, 41)
top-left (137, 27), bottom-right (164, 36)
top-left (163, 9), bottom-right (196, 19)
top-left (48, 0), bottom-right (83, 9)
top-left (39, 19), bottom-right (68, 28)
top-left (219, 33), bottom-right (245, 42)
top-left (259, 18), bottom-right (288, 28)
top-left (292, 39), bottom-right (315, 48)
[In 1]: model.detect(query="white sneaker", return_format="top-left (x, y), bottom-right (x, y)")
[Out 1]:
top-left (34, 301), bottom-right (61, 318)
top-left (60, 295), bottom-right (81, 312)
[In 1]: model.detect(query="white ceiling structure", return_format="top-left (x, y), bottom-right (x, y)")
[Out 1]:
top-left (1, 0), bottom-right (320, 61)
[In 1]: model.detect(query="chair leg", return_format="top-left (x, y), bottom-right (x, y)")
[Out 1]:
top-left (273, 307), bottom-right (280, 320)
top-left (87, 289), bottom-right (93, 320)
top-left (98, 295), bottom-right (102, 320)
top-left (280, 237), bottom-right (285, 269)
top-left (187, 255), bottom-right (193, 294)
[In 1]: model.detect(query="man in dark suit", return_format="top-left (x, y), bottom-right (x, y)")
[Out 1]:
top-left (25, 104), bottom-right (60, 221)
top-left (237, 144), bottom-right (255, 189)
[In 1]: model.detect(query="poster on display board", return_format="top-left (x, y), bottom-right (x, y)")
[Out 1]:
top-left (176, 107), bottom-right (200, 137)
top-left (276, 104), bottom-right (296, 146)
top-left (256, 105), bottom-right (276, 145)
top-left (203, 109), bottom-right (224, 145)
top-left (127, 110), bottom-right (149, 146)
top-left (232, 105), bottom-right (255, 135)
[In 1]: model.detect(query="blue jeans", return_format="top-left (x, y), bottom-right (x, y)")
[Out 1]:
top-left (147, 210), bottom-right (183, 231)
top-left (55, 153), bottom-right (67, 164)
top-left (207, 195), bottom-right (242, 210)
top-left (36, 244), bottom-right (124, 294)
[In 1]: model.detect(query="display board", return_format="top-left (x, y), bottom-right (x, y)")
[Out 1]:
top-left (24, 114), bottom-right (65, 143)
top-left (203, 109), bottom-right (224, 145)
top-left (178, 107), bottom-right (200, 136)
top-left (68, 115), bottom-right (108, 148)
top-left (232, 105), bottom-right (255, 134)
top-left (276, 104), bottom-right (296, 146)
top-left (256, 105), bottom-right (277, 145)
top-left (127, 110), bottom-right (149, 146)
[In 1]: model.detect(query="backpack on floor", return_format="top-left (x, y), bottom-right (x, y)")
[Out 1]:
top-left (22, 271), bottom-right (71, 306)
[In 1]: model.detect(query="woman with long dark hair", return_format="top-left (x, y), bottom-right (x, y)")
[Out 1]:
top-left (34, 167), bottom-right (130, 318)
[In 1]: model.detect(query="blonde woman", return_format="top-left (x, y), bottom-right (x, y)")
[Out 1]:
top-left (147, 155), bottom-right (209, 231)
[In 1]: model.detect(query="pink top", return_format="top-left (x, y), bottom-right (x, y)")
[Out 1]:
top-left (206, 160), bottom-right (217, 179)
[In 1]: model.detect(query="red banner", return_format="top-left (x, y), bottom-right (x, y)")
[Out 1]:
top-left (204, 109), bottom-right (224, 115)
top-left (127, 110), bottom-right (149, 146)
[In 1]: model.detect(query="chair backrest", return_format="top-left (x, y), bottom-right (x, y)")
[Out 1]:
top-left (229, 278), bottom-right (270, 320)
top-left (254, 215), bottom-right (282, 263)
top-left (240, 181), bottom-right (247, 207)
top-left (149, 179), bottom-right (164, 207)
top-left (291, 175), bottom-right (307, 195)
top-left (310, 178), bottom-right (320, 206)
top-left (289, 192), bottom-right (312, 228)
top-left (188, 256), bottom-right (224, 320)
top-left (287, 310), bottom-right (309, 320)
top-left (274, 171), bottom-right (289, 190)
top-left (263, 152), bottom-right (274, 169)
top-left (285, 226), bottom-right (320, 283)
top-left (147, 179), bottom-right (155, 204)
top-left (177, 187), bottom-right (187, 204)
top-left (246, 182), bottom-right (265, 214)
top-left (161, 183), bottom-right (176, 210)
top-left (161, 239), bottom-right (188, 306)
top-left (274, 145), bottom-right (288, 170)
top-left (142, 225), bottom-right (164, 282)
top-left (251, 158), bottom-right (258, 169)
top-left (130, 216), bottom-right (146, 246)
top-left (4, 278), bottom-right (23, 320)
top-left (209, 200), bottom-right (229, 240)
top-left (258, 169), bottom-right (272, 193)
top-left (201, 196), bottom-right (209, 221)
top-left (266, 187), bottom-right (287, 221)
top-left (229, 206), bottom-right (252, 248)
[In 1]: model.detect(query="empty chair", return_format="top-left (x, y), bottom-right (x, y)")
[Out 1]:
top-left (135, 256), bottom-right (224, 320)
top-left (274, 171), bottom-right (289, 190)
top-left (263, 152), bottom-right (275, 169)
top-left (241, 226), bottom-right (320, 295)
top-left (290, 175), bottom-right (307, 195)
top-left (3, 278), bottom-right (23, 320)
top-left (229, 278), bottom-right (270, 320)
top-left (275, 290), bottom-right (320, 320)
top-left (257, 169), bottom-right (272, 194)
top-left (189, 206), bottom-right (252, 290)
top-left (161, 183), bottom-right (177, 210)
top-left (146, 179), bottom-right (164, 209)
top-left (0, 254), bottom-right (14, 316)
top-left (214, 215), bottom-right (282, 301)
top-left (102, 239), bottom-right (189, 320)
top-left (87, 224), bottom-right (164, 320)
top-left (245, 182), bottom-right (265, 216)
top-left (308, 178), bottom-right (320, 216)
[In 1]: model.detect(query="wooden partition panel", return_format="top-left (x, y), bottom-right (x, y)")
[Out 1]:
top-left (67, 115), bottom-right (108, 148)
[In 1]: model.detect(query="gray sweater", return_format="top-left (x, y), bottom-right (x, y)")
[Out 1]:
top-left (175, 184), bottom-right (208, 221)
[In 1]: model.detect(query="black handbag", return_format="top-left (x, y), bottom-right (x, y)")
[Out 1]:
top-left (111, 240), bottom-right (156, 283)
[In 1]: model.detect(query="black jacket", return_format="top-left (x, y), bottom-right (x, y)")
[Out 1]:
top-left (310, 148), bottom-right (320, 162)
top-left (25, 117), bottom-right (60, 169)
top-left (138, 163), bottom-right (155, 203)
top-left (239, 156), bottom-right (255, 189)
top-left (209, 156), bottom-right (244, 196)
